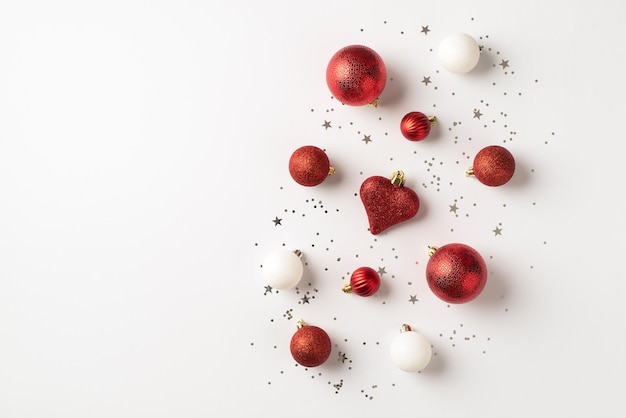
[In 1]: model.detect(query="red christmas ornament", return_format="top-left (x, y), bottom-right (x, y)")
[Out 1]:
top-left (360, 171), bottom-right (419, 235)
top-left (342, 266), bottom-right (380, 297)
top-left (290, 320), bottom-right (332, 367)
top-left (289, 146), bottom-right (335, 186)
top-left (426, 243), bottom-right (487, 304)
top-left (467, 145), bottom-right (515, 186)
top-left (400, 112), bottom-right (437, 141)
top-left (326, 45), bottom-right (387, 107)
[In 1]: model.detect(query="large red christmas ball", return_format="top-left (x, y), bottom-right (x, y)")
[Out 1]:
top-left (472, 145), bottom-right (515, 186)
top-left (400, 112), bottom-right (433, 141)
top-left (426, 243), bottom-right (487, 304)
top-left (289, 146), bottom-right (332, 186)
top-left (290, 324), bottom-right (332, 367)
top-left (326, 45), bottom-right (387, 106)
top-left (343, 266), bottom-right (380, 296)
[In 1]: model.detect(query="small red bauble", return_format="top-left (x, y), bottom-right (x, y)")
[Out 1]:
top-left (290, 320), bottom-right (332, 367)
top-left (326, 45), bottom-right (387, 106)
top-left (468, 145), bottom-right (515, 186)
top-left (289, 146), bottom-right (335, 186)
top-left (342, 266), bottom-right (380, 297)
top-left (426, 243), bottom-right (487, 304)
top-left (400, 112), bottom-right (437, 141)
top-left (360, 171), bottom-right (419, 235)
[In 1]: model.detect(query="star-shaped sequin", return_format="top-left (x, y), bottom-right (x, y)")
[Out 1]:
top-left (493, 225), bottom-right (503, 236)
top-left (473, 109), bottom-right (483, 119)
top-left (422, 76), bottom-right (432, 86)
top-left (338, 352), bottom-right (348, 363)
top-left (362, 134), bottom-right (372, 144)
top-left (420, 25), bottom-right (430, 35)
top-left (377, 267), bottom-right (387, 276)
top-left (409, 295), bottom-right (418, 304)
top-left (264, 285), bottom-right (273, 295)
top-left (499, 59), bottom-right (509, 69)
top-left (449, 203), bottom-right (459, 214)
top-left (300, 294), bottom-right (310, 304)
top-left (322, 120), bottom-right (332, 129)
top-left (272, 216), bottom-right (282, 226)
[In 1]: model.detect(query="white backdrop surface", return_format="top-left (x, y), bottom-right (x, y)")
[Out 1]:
top-left (0, 1), bottom-right (624, 417)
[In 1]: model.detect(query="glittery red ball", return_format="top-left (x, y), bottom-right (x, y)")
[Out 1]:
top-left (426, 243), bottom-right (487, 304)
top-left (326, 45), bottom-right (387, 106)
top-left (472, 145), bottom-right (515, 186)
top-left (400, 112), bottom-right (431, 141)
top-left (290, 325), bottom-right (332, 367)
top-left (360, 176), bottom-right (419, 235)
top-left (350, 267), bottom-right (380, 296)
top-left (289, 146), bottom-right (331, 186)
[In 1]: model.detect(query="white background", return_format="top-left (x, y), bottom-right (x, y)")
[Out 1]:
top-left (1, 1), bottom-right (625, 417)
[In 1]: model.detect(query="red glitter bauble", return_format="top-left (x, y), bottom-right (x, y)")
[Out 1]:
top-left (326, 45), bottom-right (387, 106)
top-left (289, 146), bottom-right (333, 186)
top-left (426, 243), bottom-right (487, 304)
top-left (290, 324), bottom-right (332, 367)
top-left (471, 145), bottom-right (515, 186)
top-left (360, 172), bottom-right (419, 235)
top-left (343, 266), bottom-right (380, 297)
top-left (400, 112), bottom-right (433, 141)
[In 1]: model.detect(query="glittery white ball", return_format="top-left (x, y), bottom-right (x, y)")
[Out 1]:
top-left (437, 33), bottom-right (480, 74)
top-left (261, 250), bottom-right (303, 290)
top-left (390, 329), bottom-right (432, 372)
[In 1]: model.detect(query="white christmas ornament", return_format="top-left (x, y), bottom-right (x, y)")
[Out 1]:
top-left (261, 249), bottom-right (303, 290)
top-left (390, 324), bottom-right (432, 372)
top-left (437, 32), bottom-right (480, 74)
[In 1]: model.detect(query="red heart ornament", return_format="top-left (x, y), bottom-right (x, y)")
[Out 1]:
top-left (359, 172), bottom-right (419, 235)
